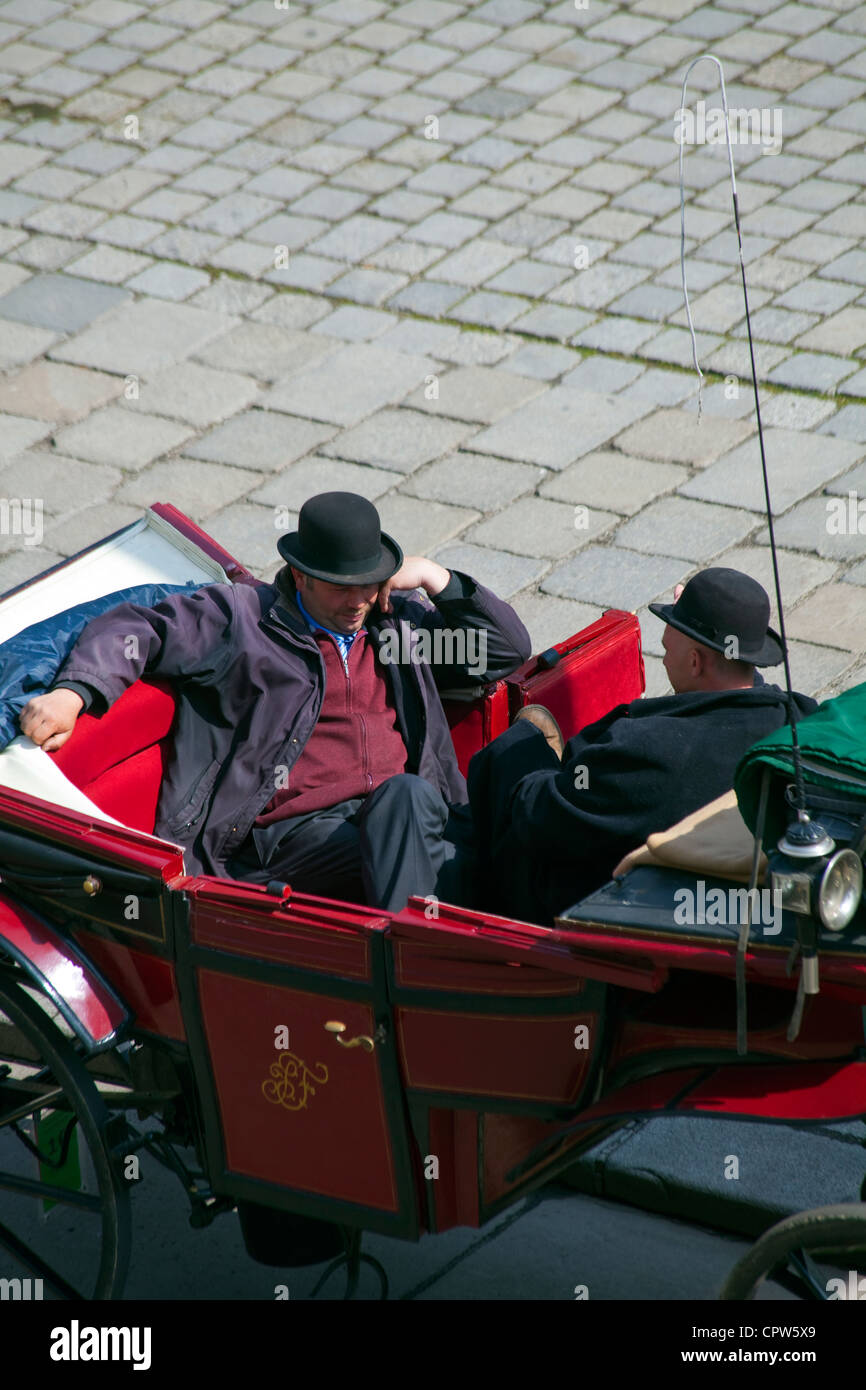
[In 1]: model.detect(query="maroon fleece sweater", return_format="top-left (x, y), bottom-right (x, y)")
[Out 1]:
top-left (254, 629), bottom-right (407, 823)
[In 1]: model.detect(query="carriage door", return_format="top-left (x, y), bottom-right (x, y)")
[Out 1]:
top-left (179, 879), bottom-right (418, 1239)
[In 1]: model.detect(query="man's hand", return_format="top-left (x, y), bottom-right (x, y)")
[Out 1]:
top-left (378, 556), bottom-right (451, 613)
top-left (19, 689), bottom-right (85, 752)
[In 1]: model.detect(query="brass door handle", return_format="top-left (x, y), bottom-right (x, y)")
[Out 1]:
top-left (324, 1021), bottom-right (375, 1053)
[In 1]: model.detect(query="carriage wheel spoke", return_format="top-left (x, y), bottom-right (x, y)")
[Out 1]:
top-left (0, 1168), bottom-right (102, 1212)
top-left (0, 1215), bottom-right (84, 1300)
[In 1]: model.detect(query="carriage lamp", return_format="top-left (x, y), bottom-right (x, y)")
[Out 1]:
top-left (770, 845), bottom-right (863, 934)
top-left (816, 849), bottom-right (863, 932)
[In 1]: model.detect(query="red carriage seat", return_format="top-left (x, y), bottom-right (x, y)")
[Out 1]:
top-left (48, 678), bottom-right (177, 834)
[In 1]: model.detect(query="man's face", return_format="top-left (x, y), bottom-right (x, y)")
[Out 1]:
top-left (293, 570), bottom-right (379, 634)
top-left (662, 623), bottom-right (700, 693)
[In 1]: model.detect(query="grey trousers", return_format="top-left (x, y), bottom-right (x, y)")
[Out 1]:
top-left (227, 773), bottom-right (476, 914)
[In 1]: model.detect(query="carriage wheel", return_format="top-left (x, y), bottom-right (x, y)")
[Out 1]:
top-left (0, 974), bottom-right (132, 1300)
top-left (720, 1203), bottom-right (866, 1301)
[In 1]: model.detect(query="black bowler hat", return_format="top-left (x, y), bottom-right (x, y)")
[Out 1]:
top-left (649, 567), bottom-right (785, 667)
top-left (277, 491), bottom-right (402, 585)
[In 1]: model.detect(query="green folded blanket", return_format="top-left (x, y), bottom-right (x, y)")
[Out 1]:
top-left (735, 681), bottom-right (866, 847)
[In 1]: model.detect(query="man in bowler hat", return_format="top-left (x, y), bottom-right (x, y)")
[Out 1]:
top-left (20, 492), bottom-right (530, 913)
top-left (468, 568), bottom-right (817, 926)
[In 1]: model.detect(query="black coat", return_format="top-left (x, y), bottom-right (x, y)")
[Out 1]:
top-left (468, 681), bottom-right (818, 925)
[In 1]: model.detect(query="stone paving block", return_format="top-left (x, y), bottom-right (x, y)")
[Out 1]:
top-left (506, 342), bottom-right (579, 379)
top-left (703, 339), bottom-right (791, 381)
top-left (542, 545), bottom-right (689, 611)
top-left (786, 583), bottom-right (866, 653)
top-left (321, 407), bottom-right (475, 472)
top-left (472, 387), bottom-right (651, 469)
top-left (314, 305), bottom-right (396, 341)
top-left (614, 496), bottom-right (756, 561)
top-left (53, 406), bottom-right (194, 470)
top-left (819, 250), bottom-right (866, 286)
top-left (572, 317), bottom-right (658, 354)
top-left (819, 407), bottom-right (866, 444)
top-left (194, 277), bottom-right (274, 318)
top-left (759, 393), bottom-right (836, 431)
top-left (796, 307), bottom-right (866, 356)
top-left (0, 319), bottom-right (58, 371)
top-left (430, 540), bottom-right (546, 597)
top-left (485, 260), bottom-right (570, 297)
top-left (439, 331), bottom-right (520, 366)
top-left (200, 500), bottom-right (285, 575)
top-left (510, 303), bottom-right (595, 341)
top-left (402, 451), bottom-right (543, 510)
top-left (121, 360), bottom-right (260, 429)
top-left (405, 210), bottom-right (486, 248)
top-left (375, 320), bottom-right (463, 357)
top-left (404, 365), bottom-right (544, 424)
top-left (306, 213), bottom-right (403, 262)
top-left (684, 428), bottom-right (864, 514)
top-left (194, 321), bottom-right (336, 381)
top-left (0, 413), bottom-right (52, 460)
top-left (115, 457), bottom-right (263, 521)
top-left (9, 235), bottom-right (91, 273)
top-left (767, 352), bottom-right (858, 392)
top-left (432, 238), bottom-right (524, 287)
top-left (615, 408), bottom-right (754, 468)
top-left (776, 279), bottom-right (860, 316)
top-left (41, 502), bottom-right (144, 559)
top-left (509, 590), bottom-right (599, 653)
top-left (547, 264), bottom-right (652, 315)
top-left (326, 268), bottom-right (408, 307)
top-left (252, 457), bottom-right (401, 510)
top-left (53, 298), bottom-right (235, 375)
top-left (0, 546), bottom-right (65, 591)
top-left (262, 343), bottom-right (436, 427)
top-left (467, 495), bottom-right (617, 557)
top-left (376, 491), bottom-right (477, 553)
top-left (450, 291), bottom-right (532, 330)
top-left (539, 449), bottom-right (687, 515)
top-left (263, 254), bottom-right (344, 292)
top-left (619, 368), bottom-right (698, 407)
top-left (0, 361), bottom-right (122, 423)
top-left (0, 272), bottom-right (127, 332)
top-left (0, 452), bottom-right (120, 513)
top-left (389, 284), bottom-right (467, 322)
top-left (757, 497), bottom-right (866, 563)
top-left (559, 358), bottom-right (643, 393)
top-left (126, 264), bottom-right (211, 300)
top-left (66, 246), bottom-right (153, 284)
top-left (186, 409), bottom-right (336, 471)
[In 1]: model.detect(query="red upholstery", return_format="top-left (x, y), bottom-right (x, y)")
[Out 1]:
top-left (48, 678), bottom-right (177, 834)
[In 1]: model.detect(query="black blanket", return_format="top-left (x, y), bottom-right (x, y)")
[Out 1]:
top-left (467, 682), bottom-right (817, 925)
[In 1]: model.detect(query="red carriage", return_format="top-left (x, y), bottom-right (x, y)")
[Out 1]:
top-left (0, 504), bottom-right (864, 1301)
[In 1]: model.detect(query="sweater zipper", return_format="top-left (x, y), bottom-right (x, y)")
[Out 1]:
top-left (344, 638), bottom-right (373, 791)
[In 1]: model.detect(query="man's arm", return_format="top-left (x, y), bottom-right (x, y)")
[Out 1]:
top-left (379, 556), bottom-right (532, 687)
top-left (507, 715), bottom-right (668, 862)
top-left (19, 584), bottom-right (236, 750)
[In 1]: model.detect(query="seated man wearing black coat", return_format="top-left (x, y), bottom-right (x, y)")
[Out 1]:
top-left (467, 568), bottom-right (817, 926)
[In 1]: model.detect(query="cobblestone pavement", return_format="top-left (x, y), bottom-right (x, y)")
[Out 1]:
top-left (1, 0), bottom-right (866, 699)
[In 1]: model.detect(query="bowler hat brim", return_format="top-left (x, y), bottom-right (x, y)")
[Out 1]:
top-left (648, 601), bottom-right (785, 667)
top-left (277, 529), bottom-right (402, 585)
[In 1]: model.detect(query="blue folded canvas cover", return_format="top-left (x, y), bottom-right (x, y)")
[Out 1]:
top-left (0, 582), bottom-right (201, 750)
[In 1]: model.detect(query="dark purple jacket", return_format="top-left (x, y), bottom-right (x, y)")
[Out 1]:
top-left (54, 571), bottom-right (531, 878)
